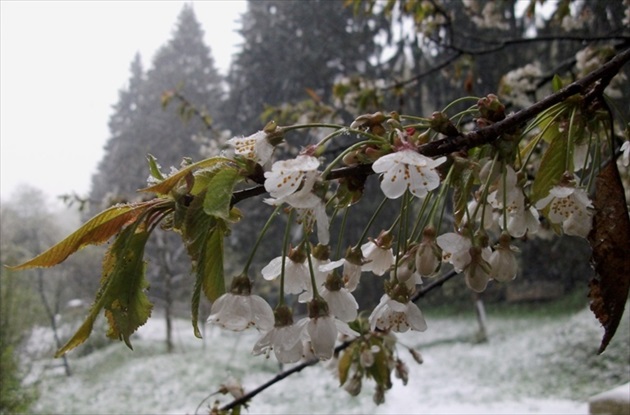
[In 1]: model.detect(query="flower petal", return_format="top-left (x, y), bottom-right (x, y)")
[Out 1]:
top-left (405, 302), bottom-right (428, 331)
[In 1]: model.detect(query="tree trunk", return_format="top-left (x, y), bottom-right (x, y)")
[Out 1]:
top-left (37, 271), bottom-right (71, 376)
top-left (473, 293), bottom-right (488, 343)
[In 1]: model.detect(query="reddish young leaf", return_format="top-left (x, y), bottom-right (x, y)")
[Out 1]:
top-left (587, 160), bottom-right (630, 354)
top-left (7, 201), bottom-right (156, 270)
top-left (55, 220), bottom-right (153, 357)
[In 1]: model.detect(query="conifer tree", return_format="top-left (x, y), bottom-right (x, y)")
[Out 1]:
top-left (90, 53), bottom-right (146, 210)
top-left (90, 5), bottom-right (223, 210)
top-left (222, 0), bottom-right (385, 133)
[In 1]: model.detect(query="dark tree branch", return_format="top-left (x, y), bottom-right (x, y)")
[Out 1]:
top-left (418, 46), bottom-right (630, 157)
top-left (385, 35), bottom-right (629, 90)
top-left (219, 356), bottom-right (320, 412)
top-left (232, 46), bottom-right (630, 207)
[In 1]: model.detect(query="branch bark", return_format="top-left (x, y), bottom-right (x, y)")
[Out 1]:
top-left (233, 46), bottom-right (630, 206)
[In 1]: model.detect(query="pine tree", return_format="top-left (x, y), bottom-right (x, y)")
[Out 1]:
top-left (90, 4), bottom-right (224, 211)
top-left (222, 0), bottom-right (385, 133)
top-left (90, 53), bottom-right (146, 209)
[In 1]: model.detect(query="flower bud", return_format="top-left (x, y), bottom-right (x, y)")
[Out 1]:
top-left (415, 227), bottom-right (442, 277)
top-left (477, 94), bottom-right (505, 122)
top-left (373, 384), bottom-right (386, 405)
top-left (489, 232), bottom-right (518, 282)
top-left (394, 359), bottom-right (409, 385)
top-left (409, 348), bottom-right (424, 364)
top-left (430, 111), bottom-right (459, 136)
top-left (344, 373), bottom-right (362, 396)
top-left (360, 347), bottom-right (375, 368)
top-left (465, 246), bottom-right (492, 292)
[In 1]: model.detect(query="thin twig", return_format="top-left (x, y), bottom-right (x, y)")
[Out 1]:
top-left (386, 35), bottom-right (630, 90)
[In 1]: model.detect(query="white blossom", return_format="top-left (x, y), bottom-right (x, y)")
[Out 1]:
top-left (464, 247), bottom-right (493, 292)
top-left (505, 205), bottom-right (540, 238)
top-left (415, 228), bottom-right (441, 278)
top-left (368, 294), bottom-right (427, 333)
top-left (320, 253), bottom-right (364, 292)
top-left (361, 240), bottom-right (394, 276)
top-left (488, 166), bottom-right (539, 237)
top-left (207, 292), bottom-right (274, 331)
top-left (372, 150), bottom-right (446, 199)
top-left (436, 233), bottom-right (492, 292)
top-left (436, 233), bottom-right (473, 272)
top-left (264, 186), bottom-right (330, 245)
top-left (252, 324), bottom-right (304, 363)
top-left (227, 130), bottom-right (274, 165)
top-left (320, 287), bottom-right (358, 322)
top-left (299, 314), bottom-right (358, 360)
top-left (463, 197), bottom-right (495, 230)
top-left (500, 63), bottom-right (542, 108)
top-left (470, 1), bottom-right (510, 30)
top-left (219, 377), bottom-right (245, 399)
top-left (261, 253), bottom-right (309, 295)
top-left (264, 155), bottom-right (320, 199)
top-left (489, 234), bottom-right (518, 282)
top-left (536, 184), bottom-right (593, 238)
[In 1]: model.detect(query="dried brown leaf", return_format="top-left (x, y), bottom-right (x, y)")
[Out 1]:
top-left (587, 160), bottom-right (630, 354)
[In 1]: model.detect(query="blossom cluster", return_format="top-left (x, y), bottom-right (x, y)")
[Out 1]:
top-left (499, 63), bottom-right (543, 108)
top-left (207, 117), bottom-right (596, 368)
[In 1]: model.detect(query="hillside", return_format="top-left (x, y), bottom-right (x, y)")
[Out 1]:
top-left (28, 300), bottom-right (630, 414)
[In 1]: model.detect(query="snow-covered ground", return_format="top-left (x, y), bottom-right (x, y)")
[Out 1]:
top-left (27, 303), bottom-right (629, 414)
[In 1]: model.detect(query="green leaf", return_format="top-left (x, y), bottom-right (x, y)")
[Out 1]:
top-left (8, 201), bottom-right (156, 270)
top-left (202, 223), bottom-right (226, 304)
top-left (103, 230), bottom-right (153, 349)
top-left (367, 338), bottom-right (392, 389)
top-left (182, 192), bottom-right (227, 337)
top-left (139, 157), bottom-right (232, 196)
top-left (146, 154), bottom-right (165, 181)
top-left (203, 167), bottom-right (243, 220)
top-left (530, 128), bottom-right (569, 203)
top-left (55, 220), bottom-right (153, 356)
top-left (338, 343), bottom-right (356, 386)
top-left (551, 74), bottom-right (563, 92)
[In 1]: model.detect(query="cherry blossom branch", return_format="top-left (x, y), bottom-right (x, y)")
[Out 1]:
top-left (418, 46), bottom-right (630, 156)
top-left (231, 46), bottom-right (630, 207)
top-left (218, 51), bottom-right (629, 410)
top-left (219, 356), bottom-right (320, 412)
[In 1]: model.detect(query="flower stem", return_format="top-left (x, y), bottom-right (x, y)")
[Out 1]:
top-left (354, 197), bottom-right (389, 250)
top-left (441, 96), bottom-right (481, 113)
top-left (335, 207), bottom-right (350, 259)
top-left (305, 240), bottom-right (321, 299)
top-left (410, 192), bottom-right (433, 241)
top-left (278, 209), bottom-right (294, 304)
top-left (474, 153), bottom-right (499, 230)
top-left (242, 205), bottom-right (283, 275)
top-left (320, 138), bottom-right (386, 180)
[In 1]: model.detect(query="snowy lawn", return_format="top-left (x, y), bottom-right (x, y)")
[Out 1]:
top-left (28, 300), bottom-right (629, 414)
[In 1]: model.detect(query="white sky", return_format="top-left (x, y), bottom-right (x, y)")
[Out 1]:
top-left (0, 1), bottom-right (247, 206)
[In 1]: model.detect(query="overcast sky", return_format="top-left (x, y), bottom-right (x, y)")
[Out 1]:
top-left (1, 1), bottom-right (246, 206)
